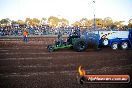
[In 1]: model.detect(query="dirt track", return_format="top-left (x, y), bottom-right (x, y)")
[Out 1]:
top-left (0, 37), bottom-right (132, 88)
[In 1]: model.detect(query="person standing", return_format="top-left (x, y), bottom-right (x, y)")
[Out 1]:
top-left (23, 29), bottom-right (28, 43)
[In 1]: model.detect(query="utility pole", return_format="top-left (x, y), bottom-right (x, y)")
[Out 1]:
top-left (93, 0), bottom-right (96, 30)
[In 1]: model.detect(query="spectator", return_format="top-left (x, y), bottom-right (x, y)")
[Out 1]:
top-left (23, 29), bottom-right (28, 43)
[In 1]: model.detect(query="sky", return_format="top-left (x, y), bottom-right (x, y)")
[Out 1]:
top-left (0, 0), bottom-right (131, 25)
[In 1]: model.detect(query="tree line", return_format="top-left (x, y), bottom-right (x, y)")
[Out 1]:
top-left (0, 16), bottom-right (132, 30)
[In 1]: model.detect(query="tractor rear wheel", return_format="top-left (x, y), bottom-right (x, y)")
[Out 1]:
top-left (73, 39), bottom-right (87, 52)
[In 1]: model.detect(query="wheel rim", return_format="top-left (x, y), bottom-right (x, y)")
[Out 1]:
top-left (48, 46), bottom-right (54, 52)
top-left (122, 42), bottom-right (128, 49)
top-left (79, 42), bottom-right (85, 50)
top-left (103, 39), bottom-right (108, 46)
top-left (49, 47), bottom-right (53, 50)
top-left (112, 43), bottom-right (118, 50)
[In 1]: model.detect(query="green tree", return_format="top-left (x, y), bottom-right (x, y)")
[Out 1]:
top-left (0, 18), bottom-right (11, 26)
top-left (25, 18), bottom-right (32, 26)
top-left (32, 18), bottom-right (40, 26)
top-left (95, 18), bottom-right (103, 28)
top-left (114, 21), bottom-right (124, 29)
top-left (104, 17), bottom-right (113, 28)
top-left (41, 17), bottom-right (47, 25)
top-left (25, 18), bottom-right (40, 26)
top-left (48, 16), bottom-right (60, 27)
top-left (72, 21), bottom-right (82, 27)
top-left (128, 18), bottom-right (132, 28)
top-left (17, 20), bottom-right (25, 25)
top-left (59, 18), bottom-right (69, 27)
top-left (80, 18), bottom-right (88, 27)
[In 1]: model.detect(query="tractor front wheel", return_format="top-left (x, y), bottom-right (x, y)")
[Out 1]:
top-left (47, 45), bottom-right (54, 52)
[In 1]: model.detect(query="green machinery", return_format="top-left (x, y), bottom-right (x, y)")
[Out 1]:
top-left (47, 34), bottom-right (80, 52)
top-left (47, 29), bottom-right (88, 52)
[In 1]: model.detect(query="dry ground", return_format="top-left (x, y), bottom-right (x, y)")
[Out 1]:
top-left (0, 37), bottom-right (132, 88)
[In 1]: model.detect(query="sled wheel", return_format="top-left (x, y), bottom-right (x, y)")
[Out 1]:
top-left (121, 42), bottom-right (129, 50)
top-left (111, 42), bottom-right (118, 50)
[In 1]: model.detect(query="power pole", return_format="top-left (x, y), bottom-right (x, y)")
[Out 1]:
top-left (93, 0), bottom-right (96, 30)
